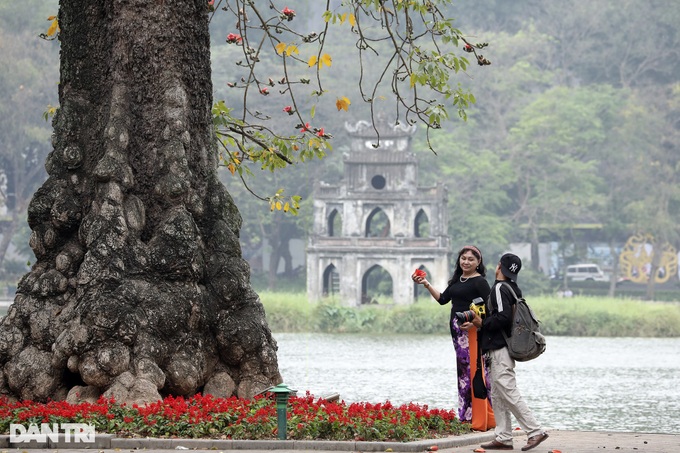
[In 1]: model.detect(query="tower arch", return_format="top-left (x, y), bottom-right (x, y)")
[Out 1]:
top-left (366, 207), bottom-right (391, 237)
top-left (414, 209), bottom-right (430, 238)
top-left (328, 208), bottom-right (342, 237)
top-left (361, 264), bottom-right (392, 304)
top-left (322, 264), bottom-right (340, 296)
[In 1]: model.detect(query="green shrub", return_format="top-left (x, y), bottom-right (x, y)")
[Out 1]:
top-left (258, 292), bottom-right (313, 332)
top-left (529, 296), bottom-right (680, 337)
top-left (260, 291), bottom-right (680, 337)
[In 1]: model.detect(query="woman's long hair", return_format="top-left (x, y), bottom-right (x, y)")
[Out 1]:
top-left (449, 245), bottom-right (486, 285)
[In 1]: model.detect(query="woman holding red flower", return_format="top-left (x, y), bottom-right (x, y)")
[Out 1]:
top-left (412, 245), bottom-right (495, 432)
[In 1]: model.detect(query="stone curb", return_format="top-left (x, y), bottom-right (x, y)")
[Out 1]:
top-left (0, 431), bottom-right (498, 451)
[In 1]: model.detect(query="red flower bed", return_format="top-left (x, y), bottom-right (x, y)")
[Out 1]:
top-left (0, 392), bottom-right (470, 441)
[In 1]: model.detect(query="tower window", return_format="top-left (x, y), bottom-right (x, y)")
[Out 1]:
top-left (371, 175), bottom-right (386, 190)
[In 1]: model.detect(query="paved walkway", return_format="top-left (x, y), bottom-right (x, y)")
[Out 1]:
top-left (441, 430), bottom-right (679, 453)
top-left (2, 430), bottom-right (678, 453)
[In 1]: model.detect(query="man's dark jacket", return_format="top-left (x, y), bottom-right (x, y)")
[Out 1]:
top-left (479, 279), bottom-right (521, 354)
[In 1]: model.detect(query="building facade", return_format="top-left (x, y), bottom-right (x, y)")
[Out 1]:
top-left (306, 120), bottom-right (450, 306)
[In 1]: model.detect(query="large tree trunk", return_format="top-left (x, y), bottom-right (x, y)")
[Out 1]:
top-left (0, 0), bottom-right (281, 404)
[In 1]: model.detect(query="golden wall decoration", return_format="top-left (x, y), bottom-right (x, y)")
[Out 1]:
top-left (619, 233), bottom-right (678, 283)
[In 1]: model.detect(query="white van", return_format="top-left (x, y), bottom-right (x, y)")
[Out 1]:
top-left (565, 264), bottom-right (609, 282)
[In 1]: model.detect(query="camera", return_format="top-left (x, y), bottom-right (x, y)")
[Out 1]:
top-left (454, 297), bottom-right (486, 323)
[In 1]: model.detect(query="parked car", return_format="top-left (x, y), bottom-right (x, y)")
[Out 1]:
top-left (565, 264), bottom-right (609, 282)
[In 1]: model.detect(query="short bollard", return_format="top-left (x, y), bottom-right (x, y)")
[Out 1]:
top-left (269, 383), bottom-right (294, 440)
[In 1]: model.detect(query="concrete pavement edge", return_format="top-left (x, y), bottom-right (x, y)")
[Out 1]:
top-left (0, 431), bottom-right (498, 451)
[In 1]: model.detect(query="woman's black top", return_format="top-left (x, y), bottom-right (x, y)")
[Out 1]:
top-left (437, 275), bottom-right (491, 313)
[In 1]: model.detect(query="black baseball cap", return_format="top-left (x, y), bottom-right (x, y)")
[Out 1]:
top-left (500, 253), bottom-right (522, 281)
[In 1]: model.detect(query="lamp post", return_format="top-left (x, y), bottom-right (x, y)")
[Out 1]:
top-left (269, 383), bottom-right (294, 440)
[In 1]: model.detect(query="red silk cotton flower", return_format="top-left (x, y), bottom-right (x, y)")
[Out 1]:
top-left (226, 33), bottom-right (242, 44)
top-left (413, 269), bottom-right (426, 278)
top-left (282, 7), bottom-right (296, 20)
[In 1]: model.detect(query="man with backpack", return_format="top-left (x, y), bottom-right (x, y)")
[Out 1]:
top-left (470, 253), bottom-right (549, 451)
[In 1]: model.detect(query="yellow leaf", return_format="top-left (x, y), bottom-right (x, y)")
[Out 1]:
top-left (308, 55), bottom-right (318, 67)
top-left (336, 96), bottom-right (351, 111)
top-left (47, 15), bottom-right (57, 20)
top-left (275, 42), bottom-right (287, 55)
top-left (283, 202), bottom-right (290, 212)
top-left (340, 13), bottom-right (347, 24)
top-left (46, 18), bottom-right (59, 37)
top-left (349, 13), bottom-right (356, 27)
top-left (320, 54), bottom-right (332, 67)
top-left (227, 163), bottom-right (235, 175)
top-left (286, 45), bottom-right (299, 56)
top-left (409, 73), bottom-right (417, 88)
top-left (276, 201), bottom-right (283, 210)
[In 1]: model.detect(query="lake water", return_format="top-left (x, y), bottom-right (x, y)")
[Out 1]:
top-left (275, 333), bottom-right (680, 434)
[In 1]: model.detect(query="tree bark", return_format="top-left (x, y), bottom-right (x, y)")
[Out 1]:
top-left (0, 0), bottom-right (281, 404)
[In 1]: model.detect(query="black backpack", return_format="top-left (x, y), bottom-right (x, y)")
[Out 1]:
top-left (500, 283), bottom-right (546, 362)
